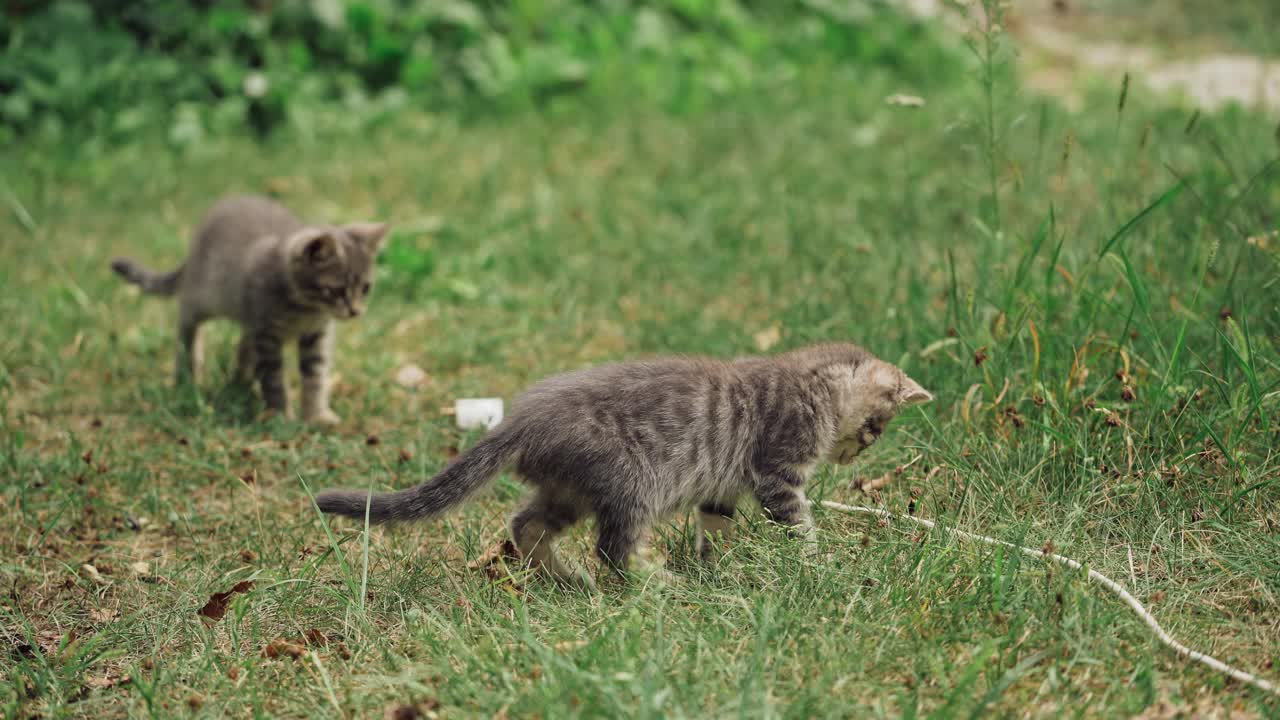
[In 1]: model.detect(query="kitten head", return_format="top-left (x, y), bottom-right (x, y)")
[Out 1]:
top-left (828, 357), bottom-right (932, 465)
top-left (286, 222), bottom-right (389, 319)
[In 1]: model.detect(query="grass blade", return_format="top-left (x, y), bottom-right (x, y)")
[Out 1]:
top-left (1098, 181), bottom-right (1185, 258)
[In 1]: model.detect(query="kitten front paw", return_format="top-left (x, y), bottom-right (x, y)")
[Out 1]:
top-left (260, 407), bottom-right (294, 422)
top-left (551, 564), bottom-right (598, 592)
top-left (306, 409), bottom-right (342, 427)
top-left (630, 548), bottom-right (680, 586)
top-left (795, 525), bottom-right (822, 559)
top-left (801, 540), bottom-right (824, 560)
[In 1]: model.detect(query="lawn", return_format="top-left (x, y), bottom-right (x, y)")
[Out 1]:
top-left (2, 13), bottom-right (1279, 719)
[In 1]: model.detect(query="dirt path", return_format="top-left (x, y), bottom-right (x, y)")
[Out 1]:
top-left (900, 0), bottom-right (1280, 115)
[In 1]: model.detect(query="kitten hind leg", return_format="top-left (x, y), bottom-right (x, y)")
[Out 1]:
top-left (596, 508), bottom-right (672, 584)
top-left (298, 325), bottom-right (339, 426)
top-left (233, 335), bottom-right (256, 386)
top-left (631, 527), bottom-right (677, 582)
top-left (175, 305), bottom-right (205, 388)
top-left (251, 330), bottom-right (288, 416)
top-left (510, 493), bottom-right (592, 589)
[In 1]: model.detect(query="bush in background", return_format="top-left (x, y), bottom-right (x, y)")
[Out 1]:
top-left (0, 0), bottom-right (956, 147)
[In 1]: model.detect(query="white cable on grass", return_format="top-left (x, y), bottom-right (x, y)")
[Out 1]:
top-left (820, 500), bottom-right (1279, 697)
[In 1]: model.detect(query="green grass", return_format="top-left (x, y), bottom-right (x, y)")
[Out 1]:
top-left (3, 20), bottom-right (1280, 719)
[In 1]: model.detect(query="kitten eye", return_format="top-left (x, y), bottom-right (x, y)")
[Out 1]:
top-left (361, 282), bottom-right (371, 295)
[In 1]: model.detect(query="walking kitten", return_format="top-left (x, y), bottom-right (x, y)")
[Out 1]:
top-left (316, 343), bottom-right (932, 584)
top-left (112, 195), bottom-right (388, 425)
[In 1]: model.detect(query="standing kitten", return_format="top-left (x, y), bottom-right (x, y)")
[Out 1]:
top-left (316, 343), bottom-right (932, 583)
top-left (112, 195), bottom-right (389, 425)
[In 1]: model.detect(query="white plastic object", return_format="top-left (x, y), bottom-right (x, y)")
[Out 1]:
top-left (454, 398), bottom-right (504, 430)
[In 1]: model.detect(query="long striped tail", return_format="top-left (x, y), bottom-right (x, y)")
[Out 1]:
top-left (111, 258), bottom-right (183, 296)
top-left (315, 425), bottom-right (520, 524)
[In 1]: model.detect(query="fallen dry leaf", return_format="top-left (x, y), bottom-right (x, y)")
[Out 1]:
top-left (197, 581), bottom-right (254, 623)
top-left (89, 608), bottom-right (119, 624)
top-left (35, 628), bottom-right (75, 659)
top-left (82, 564), bottom-right (110, 585)
top-left (386, 704), bottom-right (421, 720)
top-left (752, 325), bottom-right (782, 352)
top-left (385, 698), bottom-right (440, 720)
top-left (84, 674), bottom-right (129, 690)
top-left (394, 363), bottom-right (429, 388)
top-left (855, 471), bottom-right (893, 492)
top-left (467, 539), bottom-right (521, 583)
top-left (468, 538), bottom-right (519, 570)
top-left (263, 638), bottom-right (307, 660)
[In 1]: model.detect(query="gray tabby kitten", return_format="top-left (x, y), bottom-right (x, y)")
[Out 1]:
top-left (111, 195), bottom-right (388, 425)
top-left (317, 343), bottom-right (932, 584)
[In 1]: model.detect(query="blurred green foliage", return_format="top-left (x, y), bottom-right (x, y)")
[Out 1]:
top-left (0, 0), bottom-right (955, 146)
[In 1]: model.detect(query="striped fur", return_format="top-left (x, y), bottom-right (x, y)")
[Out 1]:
top-left (316, 343), bottom-right (932, 584)
top-left (111, 195), bottom-right (388, 424)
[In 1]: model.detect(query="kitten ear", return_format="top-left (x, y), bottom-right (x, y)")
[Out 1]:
top-left (345, 222), bottom-right (389, 253)
top-left (298, 230), bottom-right (339, 265)
top-left (896, 375), bottom-right (934, 406)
